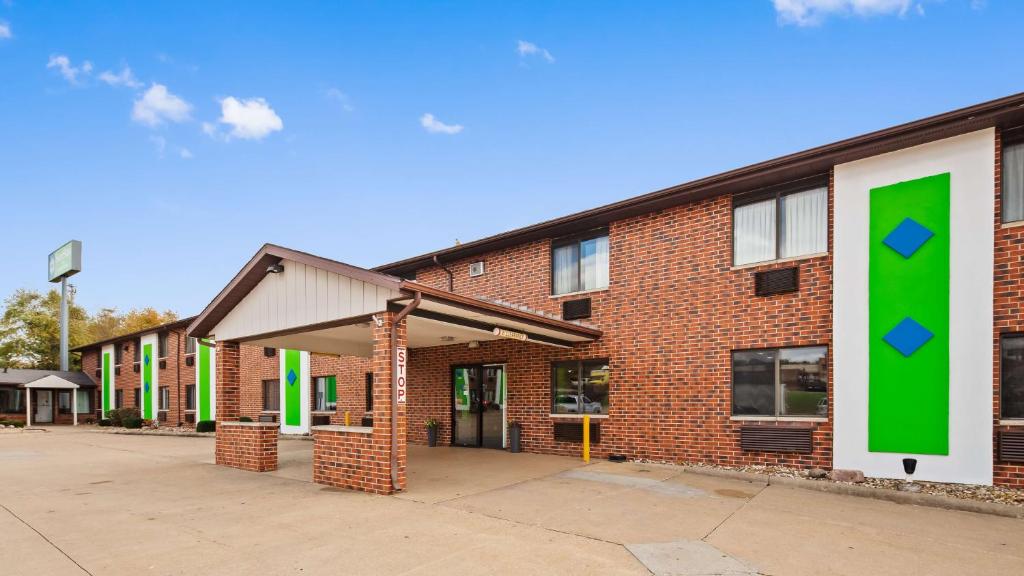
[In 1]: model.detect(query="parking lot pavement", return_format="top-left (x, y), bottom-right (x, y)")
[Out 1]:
top-left (3, 428), bottom-right (1024, 576)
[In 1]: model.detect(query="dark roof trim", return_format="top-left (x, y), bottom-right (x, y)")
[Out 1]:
top-left (187, 244), bottom-right (402, 339)
top-left (374, 92), bottom-right (1024, 275)
top-left (71, 316), bottom-right (196, 353)
top-left (396, 281), bottom-right (602, 340)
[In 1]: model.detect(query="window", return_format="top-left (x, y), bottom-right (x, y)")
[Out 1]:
top-left (1004, 140), bottom-right (1024, 223)
top-left (0, 388), bottom-right (24, 413)
top-left (58, 391), bottom-right (72, 414)
top-left (733, 186), bottom-right (827, 266)
top-left (1001, 335), bottom-right (1024, 419)
top-left (185, 337), bottom-right (196, 355)
top-left (732, 346), bottom-right (828, 417)
top-left (552, 231), bottom-right (609, 295)
top-left (115, 389), bottom-right (124, 408)
top-left (76, 389), bottom-right (91, 414)
top-left (133, 389), bottom-right (141, 408)
top-left (551, 360), bottom-right (610, 415)
top-left (185, 385), bottom-right (196, 411)
top-left (114, 343), bottom-right (123, 365)
top-left (159, 387), bottom-right (170, 411)
top-left (134, 339), bottom-right (141, 363)
top-left (315, 376), bottom-right (337, 411)
top-left (262, 379), bottom-right (280, 411)
top-left (158, 333), bottom-right (169, 359)
top-left (365, 372), bottom-right (374, 411)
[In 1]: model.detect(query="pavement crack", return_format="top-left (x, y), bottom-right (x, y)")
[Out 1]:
top-left (700, 482), bottom-right (769, 543)
top-left (1, 502), bottom-right (93, 576)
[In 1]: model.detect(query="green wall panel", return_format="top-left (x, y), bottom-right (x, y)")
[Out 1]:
top-left (198, 340), bottom-right (212, 422)
top-left (868, 172), bottom-right (950, 455)
top-left (283, 349), bottom-right (301, 426)
top-left (143, 343), bottom-right (154, 419)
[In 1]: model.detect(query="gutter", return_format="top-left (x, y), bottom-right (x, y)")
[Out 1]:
top-left (390, 290), bottom-right (421, 491)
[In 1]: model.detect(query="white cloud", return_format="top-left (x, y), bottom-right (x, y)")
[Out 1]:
top-left (179, 147), bottom-right (193, 159)
top-left (0, 21), bottom-right (11, 40)
top-left (325, 87), bottom-right (354, 112)
top-left (772, 0), bottom-right (919, 26)
top-left (517, 40), bottom-right (555, 63)
top-left (47, 54), bottom-right (93, 84)
top-left (215, 96), bottom-right (283, 140)
top-left (132, 83), bottom-right (192, 127)
top-left (420, 113), bottom-right (463, 135)
top-left (98, 66), bottom-right (142, 88)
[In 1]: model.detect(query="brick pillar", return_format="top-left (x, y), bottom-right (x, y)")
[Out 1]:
top-left (214, 341), bottom-right (279, 472)
top-left (373, 311), bottom-right (408, 492)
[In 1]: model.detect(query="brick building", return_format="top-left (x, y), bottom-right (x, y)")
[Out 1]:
top-left (73, 93), bottom-right (1024, 492)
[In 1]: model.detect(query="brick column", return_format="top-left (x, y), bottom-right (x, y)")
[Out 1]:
top-left (214, 340), bottom-right (279, 472)
top-left (373, 310), bottom-right (408, 492)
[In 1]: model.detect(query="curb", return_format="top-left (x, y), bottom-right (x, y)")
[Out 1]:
top-left (104, 430), bottom-right (214, 439)
top-left (676, 465), bottom-right (1024, 519)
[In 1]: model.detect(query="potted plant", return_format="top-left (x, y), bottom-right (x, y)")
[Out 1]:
top-left (508, 421), bottom-right (522, 453)
top-left (425, 418), bottom-right (440, 447)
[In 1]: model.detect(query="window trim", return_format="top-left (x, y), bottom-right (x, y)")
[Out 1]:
top-left (550, 358), bottom-right (610, 415)
top-left (1001, 137), bottom-right (1024, 224)
top-left (732, 178), bottom-right (829, 267)
top-left (550, 228), bottom-right (610, 296)
top-left (730, 344), bottom-right (829, 418)
top-left (1000, 333), bottom-right (1024, 420)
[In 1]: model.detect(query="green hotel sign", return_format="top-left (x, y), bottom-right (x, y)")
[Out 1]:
top-left (48, 240), bottom-right (82, 282)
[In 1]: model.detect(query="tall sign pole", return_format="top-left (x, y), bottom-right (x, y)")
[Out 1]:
top-left (48, 240), bottom-right (82, 371)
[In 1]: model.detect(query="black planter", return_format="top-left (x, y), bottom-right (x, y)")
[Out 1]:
top-left (509, 424), bottom-right (522, 453)
top-left (427, 426), bottom-right (438, 447)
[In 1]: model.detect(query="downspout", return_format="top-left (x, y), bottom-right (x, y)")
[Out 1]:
top-left (433, 255), bottom-right (454, 292)
top-left (176, 331), bottom-right (182, 426)
top-left (391, 290), bottom-right (421, 491)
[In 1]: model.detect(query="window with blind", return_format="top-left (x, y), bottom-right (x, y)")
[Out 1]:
top-left (733, 186), bottom-right (828, 266)
top-left (551, 230), bottom-right (610, 295)
top-left (1003, 140), bottom-right (1024, 223)
top-left (263, 379), bottom-right (280, 411)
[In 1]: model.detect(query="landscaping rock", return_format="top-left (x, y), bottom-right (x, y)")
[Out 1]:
top-left (808, 468), bottom-right (828, 479)
top-left (830, 469), bottom-right (865, 483)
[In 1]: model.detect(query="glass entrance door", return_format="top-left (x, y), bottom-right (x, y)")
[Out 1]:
top-left (452, 365), bottom-right (505, 448)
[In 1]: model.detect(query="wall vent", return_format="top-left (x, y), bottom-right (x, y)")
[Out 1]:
top-left (999, 430), bottom-right (1024, 463)
top-left (159, 360), bottom-right (167, 370)
top-left (562, 297), bottom-right (592, 320)
top-left (740, 425), bottom-right (812, 454)
top-left (553, 421), bottom-right (601, 444)
top-left (185, 355), bottom-right (195, 367)
top-left (185, 413), bottom-right (195, 424)
top-left (263, 347), bottom-right (276, 358)
top-left (469, 261), bottom-right (485, 277)
top-left (754, 267), bottom-right (799, 296)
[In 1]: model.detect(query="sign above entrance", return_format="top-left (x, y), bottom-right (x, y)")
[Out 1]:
top-left (48, 240), bottom-right (82, 282)
top-left (396, 346), bottom-right (407, 404)
top-left (492, 327), bottom-right (527, 342)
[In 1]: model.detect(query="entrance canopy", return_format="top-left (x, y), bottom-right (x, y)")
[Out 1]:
top-left (24, 375), bottom-right (80, 389)
top-left (188, 244), bottom-right (601, 353)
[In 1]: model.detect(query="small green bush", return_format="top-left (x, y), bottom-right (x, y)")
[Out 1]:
top-left (0, 419), bottom-right (26, 428)
top-left (98, 419), bottom-right (112, 427)
top-left (123, 416), bottom-right (143, 429)
top-left (107, 409), bottom-right (123, 427)
top-left (238, 416), bottom-right (253, 423)
top-left (196, 420), bottom-right (216, 433)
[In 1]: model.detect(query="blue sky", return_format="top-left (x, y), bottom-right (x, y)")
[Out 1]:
top-left (0, 0), bottom-right (1019, 317)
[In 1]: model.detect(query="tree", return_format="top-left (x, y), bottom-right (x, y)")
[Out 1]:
top-left (0, 288), bottom-right (178, 370)
top-left (0, 288), bottom-right (90, 370)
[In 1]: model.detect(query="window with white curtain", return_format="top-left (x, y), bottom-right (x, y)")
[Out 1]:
top-left (1003, 141), bottom-right (1024, 223)
top-left (552, 231), bottom-right (609, 295)
top-left (733, 186), bottom-right (828, 265)
top-left (76, 389), bottom-right (91, 413)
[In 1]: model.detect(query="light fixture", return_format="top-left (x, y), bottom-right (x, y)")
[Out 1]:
top-left (371, 315), bottom-right (384, 328)
top-left (266, 263), bottom-right (284, 274)
top-left (467, 340), bottom-right (480, 349)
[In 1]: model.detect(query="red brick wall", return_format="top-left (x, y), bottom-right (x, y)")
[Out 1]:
top-left (993, 129), bottom-right (1024, 487)
top-left (403, 177), bottom-right (834, 469)
top-left (215, 422), bottom-right (278, 472)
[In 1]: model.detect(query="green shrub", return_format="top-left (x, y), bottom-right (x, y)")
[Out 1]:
top-left (0, 419), bottom-right (26, 428)
top-left (123, 416), bottom-right (143, 429)
top-left (98, 419), bottom-right (112, 427)
top-left (196, 420), bottom-right (216, 433)
top-left (107, 409), bottom-right (123, 427)
top-left (238, 416), bottom-right (253, 423)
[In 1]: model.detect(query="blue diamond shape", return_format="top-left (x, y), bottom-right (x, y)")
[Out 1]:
top-left (883, 317), bottom-right (934, 357)
top-left (287, 368), bottom-right (297, 386)
top-left (144, 382), bottom-right (150, 392)
top-left (144, 353), bottom-right (150, 366)
top-left (883, 217), bottom-right (934, 259)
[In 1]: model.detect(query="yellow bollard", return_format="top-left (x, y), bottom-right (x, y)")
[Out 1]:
top-left (345, 411), bottom-right (350, 426)
top-left (583, 414), bottom-right (590, 463)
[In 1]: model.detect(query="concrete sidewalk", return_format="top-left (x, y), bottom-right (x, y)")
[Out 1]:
top-left (2, 428), bottom-right (1023, 575)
